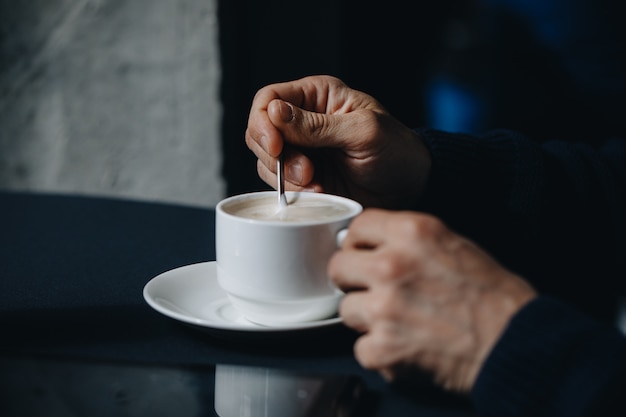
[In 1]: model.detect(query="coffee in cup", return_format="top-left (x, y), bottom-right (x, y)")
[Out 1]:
top-left (215, 191), bottom-right (363, 326)
top-left (220, 193), bottom-right (355, 222)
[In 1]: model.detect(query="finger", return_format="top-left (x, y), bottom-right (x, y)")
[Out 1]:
top-left (328, 211), bottom-right (400, 290)
top-left (256, 160), bottom-right (322, 192)
top-left (342, 209), bottom-right (395, 249)
top-left (338, 291), bottom-right (372, 333)
top-left (256, 160), bottom-right (293, 191)
top-left (246, 108), bottom-right (284, 158)
top-left (255, 74), bottom-right (351, 114)
top-left (328, 249), bottom-right (380, 291)
top-left (330, 244), bottom-right (418, 294)
top-left (245, 127), bottom-right (272, 162)
top-left (282, 149), bottom-right (317, 186)
top-left (353, 322), bottom-right (416, 377)
top-left (247, 76), bottom-right (334, 157)
top-left (255, 159), bottom-right (277, 189)
top-left (267, 99), bottom-right (375, 152)
top-left (353, 327), bottom-right (401, 373)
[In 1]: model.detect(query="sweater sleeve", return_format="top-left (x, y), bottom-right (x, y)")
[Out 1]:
top-left (417, 128), bottom-right (626, 321)
top-left (471, 296), bottom-right (626, 417)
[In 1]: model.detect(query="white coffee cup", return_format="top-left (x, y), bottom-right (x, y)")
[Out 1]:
top-left (215, 191), bottom-right (363, 326)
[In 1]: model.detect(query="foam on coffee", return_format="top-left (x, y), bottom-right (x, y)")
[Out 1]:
top-left (223, 194), bottom-right (353, 222)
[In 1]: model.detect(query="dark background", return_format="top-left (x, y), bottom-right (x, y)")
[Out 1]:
top-left (217, 0), bottom-right (626, 196)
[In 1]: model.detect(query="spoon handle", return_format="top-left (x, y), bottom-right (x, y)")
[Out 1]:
top-left (277, 153), bottom-right (288, 209)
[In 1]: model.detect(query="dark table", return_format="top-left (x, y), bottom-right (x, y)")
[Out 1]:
top-left (0, 191), bottom-right (475, 416)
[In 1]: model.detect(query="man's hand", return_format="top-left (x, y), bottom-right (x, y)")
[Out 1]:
top-left (329, 209), bottom-right (537, 392)
top-left (245, 75), bottom-right (431, 209)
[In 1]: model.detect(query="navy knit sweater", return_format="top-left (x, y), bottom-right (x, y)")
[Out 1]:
top-left (418, 128), bottom-right (626, 416)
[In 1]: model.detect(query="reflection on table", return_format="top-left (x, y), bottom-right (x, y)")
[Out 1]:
top-left (0, 357), bottom-right (373, 417)
top-left (215, 364), bottom-right (368, 417)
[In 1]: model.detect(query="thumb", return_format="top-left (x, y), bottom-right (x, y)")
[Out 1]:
top-left (267, 99), bottom-right (345, 149)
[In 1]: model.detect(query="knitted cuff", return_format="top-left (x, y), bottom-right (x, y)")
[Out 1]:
top-left (472, 296), bottom-right (625, 417)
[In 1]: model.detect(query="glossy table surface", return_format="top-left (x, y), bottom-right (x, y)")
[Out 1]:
top-left (0, 191), bottom-right (475, 416)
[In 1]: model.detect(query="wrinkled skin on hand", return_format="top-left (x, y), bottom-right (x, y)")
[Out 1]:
top-left (245, 75), bottom-right (431, 209)
top-left (329, 209), bottom-right (537, 393)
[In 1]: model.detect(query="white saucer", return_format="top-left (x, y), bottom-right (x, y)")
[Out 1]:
top-left (143, 262), bottom-right (343, 334)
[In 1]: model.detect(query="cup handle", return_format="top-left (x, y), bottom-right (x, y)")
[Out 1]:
top-left (336, 228), bottom-right (349, 248)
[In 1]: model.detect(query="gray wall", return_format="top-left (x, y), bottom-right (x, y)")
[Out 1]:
top-left (0, 0), bottom-right (225, 207)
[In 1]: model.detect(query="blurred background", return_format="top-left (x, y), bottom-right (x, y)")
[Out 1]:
top-left (1, 0), bottom-right (625, 207)
top-left (1, 0), bottom-right (224, 207)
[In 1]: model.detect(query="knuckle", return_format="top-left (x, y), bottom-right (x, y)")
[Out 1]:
top-left (372, 253), bottom-right (405, 282)
top-left (308, 112), bottom-right (327, 136)
top-left (350, 210), bottom-right (374, 229)
top-left (391, 212), bottom-right (445, 240)
top-left (367, 287), bottom-right (402, 321)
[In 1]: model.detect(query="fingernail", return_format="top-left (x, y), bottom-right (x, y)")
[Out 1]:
top-left (287, 161), bottom-right (302, 184)
top-left (278, 100), bottom-right (294, 122)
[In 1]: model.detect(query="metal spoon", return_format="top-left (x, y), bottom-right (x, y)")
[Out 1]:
top-left (277, 153), bottom-right (288, 210)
